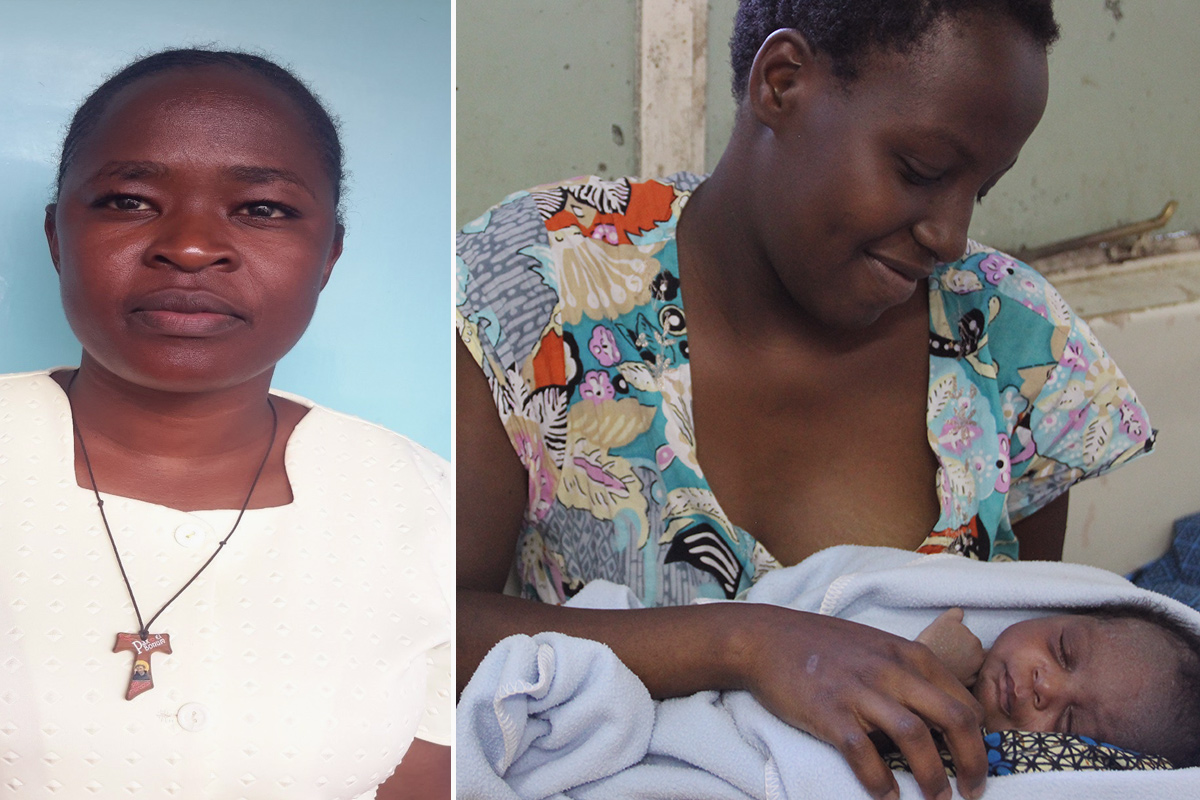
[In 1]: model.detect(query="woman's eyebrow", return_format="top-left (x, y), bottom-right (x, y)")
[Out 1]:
top-left (907, 128), bottom-right (974, 164)
top-left (82, 161), bottom-right (315, 201)
top-left (909, 128), bottom-right (1017, 174)
top-left (224, 165), bottom-right (315, 199)
top-left (87, 160), bottom-right (168, 182)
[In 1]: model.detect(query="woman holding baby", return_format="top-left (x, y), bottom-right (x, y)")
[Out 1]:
top-left (456, 2), bottom-right (1155, 798)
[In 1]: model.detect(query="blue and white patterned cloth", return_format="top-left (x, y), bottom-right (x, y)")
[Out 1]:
top-left (1131, 512), bottom-right (1200, 610)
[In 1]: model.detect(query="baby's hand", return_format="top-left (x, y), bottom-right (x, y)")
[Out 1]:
top-left (915, 608), bottom-right (984, 688)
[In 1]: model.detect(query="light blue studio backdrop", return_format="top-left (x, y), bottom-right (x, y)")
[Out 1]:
top-left (0, 0), bottom-right (450, 458)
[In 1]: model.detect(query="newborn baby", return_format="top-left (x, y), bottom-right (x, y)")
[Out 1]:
top-left (915, 602), bottom-right (1200, 767)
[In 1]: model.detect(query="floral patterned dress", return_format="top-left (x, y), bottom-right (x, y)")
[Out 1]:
top-left (456, 173), bottom-right (1154, 607)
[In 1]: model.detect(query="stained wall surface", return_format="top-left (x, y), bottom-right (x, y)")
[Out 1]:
top-left (456, 0), bottom-right (639, 225)
top-left (0, 0), bottom-right (450, 455)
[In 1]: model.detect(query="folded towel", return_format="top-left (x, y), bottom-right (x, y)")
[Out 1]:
top-left (456, 633), bottom-right (655, 799)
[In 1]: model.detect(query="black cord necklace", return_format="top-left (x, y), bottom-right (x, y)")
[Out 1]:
top-left (65, 371), bottom-right (278, 700)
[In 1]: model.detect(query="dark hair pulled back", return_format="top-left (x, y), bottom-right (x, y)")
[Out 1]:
top-left (55, 47), bottom-right (345, 218)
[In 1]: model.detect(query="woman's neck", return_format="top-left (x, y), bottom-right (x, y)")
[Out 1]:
top-left (54, 354), bottom-right (299, 510)
top-left (58, 355), bottom-right (278, 460)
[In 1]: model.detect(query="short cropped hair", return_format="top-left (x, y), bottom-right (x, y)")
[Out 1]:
top-left (729, 0), bottom-right (1060, 99)
top-left (1077, 599), bottom-right (1200, 767)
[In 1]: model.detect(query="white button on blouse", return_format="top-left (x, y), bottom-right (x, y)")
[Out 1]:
top-left (176, 702), bottom-right (209, 732)
top-left (174, 521), bottom-right (209, 549)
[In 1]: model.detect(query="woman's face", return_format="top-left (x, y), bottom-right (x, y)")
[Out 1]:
top-left (47, 65), bottom-right (343, 393)
top-left (746, 12), bottom-right (1049, 330)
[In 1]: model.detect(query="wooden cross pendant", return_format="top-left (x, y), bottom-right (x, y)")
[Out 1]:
top-left (113, 632), bottom-right (172, 700)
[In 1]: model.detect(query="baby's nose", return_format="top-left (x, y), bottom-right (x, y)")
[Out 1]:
top-left (1031, 663), bottom-right (1064, 712)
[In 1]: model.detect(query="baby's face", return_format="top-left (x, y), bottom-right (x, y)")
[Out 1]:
top-left (972, 614), bottom-right (1178, 756)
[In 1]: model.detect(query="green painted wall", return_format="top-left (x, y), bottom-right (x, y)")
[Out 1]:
top-left (459, 1), bottom-right (1200, 252)
top-left (456, 0), bottom-right (638, 225)
top-left (969, 0), bottom-right (1200, 251)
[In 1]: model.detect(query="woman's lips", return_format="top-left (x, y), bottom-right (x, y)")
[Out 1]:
top-left (128, 290), bottom-right (246, 337)
top-left (863, 252), bottom-right (932, 306)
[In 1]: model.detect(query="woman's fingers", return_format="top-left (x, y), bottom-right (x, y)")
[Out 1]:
top-left (898, 647), bottom-right (987, 799)
top-left (939, 717), bottom-right (988, 800)
top-left (863, 702), bottom-right (952, 800)
top-left (807, 683), bottom-right (985, 800)
top-left (849, 686), bottom-right (984, 800)
top-left (829, 722), bottom-right (901, 800)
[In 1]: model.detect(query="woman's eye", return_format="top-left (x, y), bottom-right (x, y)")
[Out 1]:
top-left (241, 202), bottom-right (289, 218)
top-left (102, 195), bottom-right (150, 211)
top-left (976, 181), bottom-right (1000, 205)
top-left (902, 168), bottom-right (937, 187)
top-left (899, 157), bottom-right (944, 187)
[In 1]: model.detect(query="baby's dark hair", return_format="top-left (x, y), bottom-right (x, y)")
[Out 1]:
top-left (729, 0), bottom-right (1060, 99)
top-left (1075, 599), bottom-right (1200, 767)
top-left (55, 47), bottom-right (345, 219)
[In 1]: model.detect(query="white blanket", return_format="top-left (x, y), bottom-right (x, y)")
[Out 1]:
top-left (457, 546), bottom-right (1200, 799)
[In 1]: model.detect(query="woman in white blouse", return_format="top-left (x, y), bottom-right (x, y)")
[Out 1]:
top-left (0, 48), bottom-right (450, 799)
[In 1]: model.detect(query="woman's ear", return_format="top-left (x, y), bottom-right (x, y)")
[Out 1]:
top-left (746, 28), bottom-right (821, 130)
top-left (319, 223), bottom-right (344, 290)
top-left (44, 204), bottom-right (60, 274)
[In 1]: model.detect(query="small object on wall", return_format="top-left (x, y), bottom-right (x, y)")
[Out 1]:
top-left (1018, 200), bottom-right (1184, 273)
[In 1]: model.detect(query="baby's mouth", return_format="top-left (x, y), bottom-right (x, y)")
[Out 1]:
top-left (1002, 666), bottom-right (1015, 717)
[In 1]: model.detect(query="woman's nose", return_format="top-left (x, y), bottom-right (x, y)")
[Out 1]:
top-left (912, 194), bottom-right (972, 265)
top-left (146, 209), bottom-right (238, 272)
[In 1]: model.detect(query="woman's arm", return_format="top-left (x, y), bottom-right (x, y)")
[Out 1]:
top-left (460, 589), bottom-right (990, 799)
top-left (456, 338), bottom-right (755, 694)
top-left (1012, 491), bottom-right (1070, 561)
top-left (456, 339), bottom-right (987, 800)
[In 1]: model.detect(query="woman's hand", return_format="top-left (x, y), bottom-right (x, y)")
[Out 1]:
top-left (736, 605), bottom-right (986, 800)
top-left (915, 608), bottom-right (985, 687)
